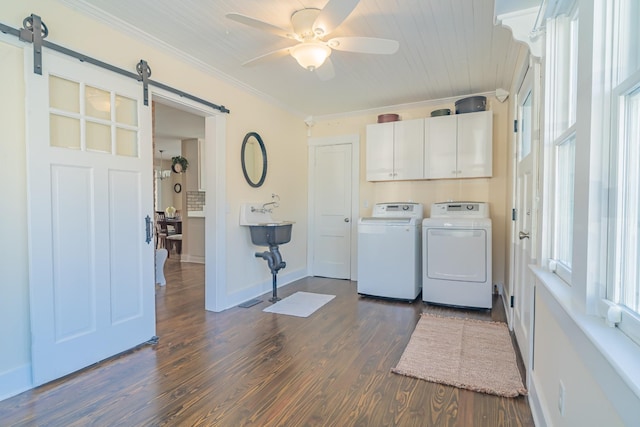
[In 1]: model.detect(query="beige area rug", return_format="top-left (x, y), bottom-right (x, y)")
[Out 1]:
top-left (392, 314), bottom-right (527, 397)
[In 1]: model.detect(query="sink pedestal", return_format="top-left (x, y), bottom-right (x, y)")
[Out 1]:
top-left (255, 245), bottom-right (286, 302)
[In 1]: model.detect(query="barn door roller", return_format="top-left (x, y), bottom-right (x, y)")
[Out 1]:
top-left (19, 14), bottom-right (48, 75)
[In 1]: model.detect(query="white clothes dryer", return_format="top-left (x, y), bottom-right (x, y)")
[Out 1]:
top-left (422, 202), bottom-right (492, 309)
top-left (358, 203), bottom-right (423, 300)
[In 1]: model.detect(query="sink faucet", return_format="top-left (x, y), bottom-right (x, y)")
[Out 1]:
top-left (252, 193), bottom-right (280, 213)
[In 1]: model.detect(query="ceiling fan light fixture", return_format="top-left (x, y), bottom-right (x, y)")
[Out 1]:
top-left (290, 42), bottom-right (331, 71)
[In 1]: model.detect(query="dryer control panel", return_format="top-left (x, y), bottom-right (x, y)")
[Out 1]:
top-left (430, 202), bottom-right (489, 218)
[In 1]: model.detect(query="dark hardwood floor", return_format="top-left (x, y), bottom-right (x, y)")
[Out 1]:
top-left (1, 259), bottom-right (534, 426)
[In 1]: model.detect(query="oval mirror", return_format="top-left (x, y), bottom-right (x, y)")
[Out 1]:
top-left (241, 132), bottom-right (267, 188)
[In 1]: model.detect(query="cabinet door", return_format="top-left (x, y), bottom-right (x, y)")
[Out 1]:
top-left (366, 122), bottom-right (394, 181)
top-left (394, 118), bottom-right (424, 180)
top-left (424, 115), bottom-right (457, 179)
top-left (457, 111), bottom-right (492, 178)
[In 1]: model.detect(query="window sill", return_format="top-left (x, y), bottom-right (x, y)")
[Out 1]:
top-left (530, 265), bottom-right (640, 400)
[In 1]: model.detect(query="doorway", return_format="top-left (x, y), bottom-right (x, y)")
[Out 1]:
top-left (153, 103), bottom-right (205, 261)
top-left (151, 91), bottom-right (227, 313)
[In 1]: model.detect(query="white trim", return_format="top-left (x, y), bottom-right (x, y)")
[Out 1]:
top-left (148, 88), bottom-right (227, 313)
top-left (223, 267), bottom-right (307, 310)
top-left (528, 374), bottom-right (551, 427)
top-left (307, 134), bottom-right (360, 280)
top-left (0, 30), bottom-right (25, 48)
top-left (0, 364), bottom-right (32, 402)
top-left (313, 91), bottom-right (496, 122)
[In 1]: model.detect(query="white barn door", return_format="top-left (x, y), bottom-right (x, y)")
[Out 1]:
top-left (26, 50), bottom-right (155, 385)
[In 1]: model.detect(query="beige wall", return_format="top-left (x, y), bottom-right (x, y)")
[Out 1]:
top-left (0, 0), bottom-right (307, 399)
top-left (312, 98), bottom-right (511, 288)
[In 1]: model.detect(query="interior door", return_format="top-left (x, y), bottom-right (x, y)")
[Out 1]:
top-left (312, 144), bottom-right (352, 279)
top-left (513, 66), bottom-right (538, 376)
top-left (26, 50), bottom-right (155, 385)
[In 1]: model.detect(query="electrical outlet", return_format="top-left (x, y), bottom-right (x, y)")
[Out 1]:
top-left (558, 381), bottom-right (566, 416)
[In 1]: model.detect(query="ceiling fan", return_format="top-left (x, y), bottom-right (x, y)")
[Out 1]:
top-left (226, 0), bottom-right (399, 80)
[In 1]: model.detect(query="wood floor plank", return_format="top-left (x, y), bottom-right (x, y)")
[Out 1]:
top-left (0, 260), bottom-right (534, 426)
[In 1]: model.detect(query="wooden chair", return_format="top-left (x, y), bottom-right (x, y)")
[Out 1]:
top-left (166, 234), bottom-right (182, 257)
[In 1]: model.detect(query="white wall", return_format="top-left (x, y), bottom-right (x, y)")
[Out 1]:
top-left (0, 0), bottom-right (308, 399)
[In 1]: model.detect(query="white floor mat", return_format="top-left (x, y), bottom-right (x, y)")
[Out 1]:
top-left (263, 291), bottom-right (336, 318)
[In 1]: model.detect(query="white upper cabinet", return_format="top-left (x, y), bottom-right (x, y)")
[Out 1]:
top-left (366, 122), bottom-right (394, 181)
top-left (366, 118), bottom-right (424, 181)
top-left (424, 111), bottom-right (492, 179)
top-left (456, 111), bottom-right (492, 178)
top-left (424, 115), bottom-right (457, 178)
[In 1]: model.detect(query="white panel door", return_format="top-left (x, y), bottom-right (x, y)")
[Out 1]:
top-left (26, 50), bottom-right (155, 385)
top-left (312, 144), bottom-right (352, 279)
top-left (513, 67), bottom-right (538, 377)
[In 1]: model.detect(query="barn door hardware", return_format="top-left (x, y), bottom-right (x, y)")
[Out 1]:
top-left (136, 60), bottom-right (151, 106)
top-left (19, 14), bottom-right (48, 75)
top-left (1, 14), bottom-right (230, 113)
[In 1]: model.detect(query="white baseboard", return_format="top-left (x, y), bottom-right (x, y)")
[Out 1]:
top-left (0, 363), bottom-right (32, 403)
top-left (528, 373), bottom-right (550, 427)
top-left (180, 254), bottom-right (205, 264)
top-left (221, 268), bottom-right (308, 310)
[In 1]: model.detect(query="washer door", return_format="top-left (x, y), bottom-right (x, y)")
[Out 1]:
top-left (425, 228), bottom-right (487, 282)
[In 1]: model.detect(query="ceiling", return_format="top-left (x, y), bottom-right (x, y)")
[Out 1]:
top-left (58, 0), bottom-right (530, 118)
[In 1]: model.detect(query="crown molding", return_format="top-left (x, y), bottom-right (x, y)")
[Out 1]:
top-left (56, 0), bottom-right (304, 117)
top-left (312, 91), bottom-right (496, 122)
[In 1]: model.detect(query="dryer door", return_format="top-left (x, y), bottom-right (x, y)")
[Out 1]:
top-left (425, 228), bottom-right (487, 282)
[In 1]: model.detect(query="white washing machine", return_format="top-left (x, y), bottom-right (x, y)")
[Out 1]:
top-left (357, 202), bottom-right (423, 300)
top-left (422, 202), bottom-right (492, 309)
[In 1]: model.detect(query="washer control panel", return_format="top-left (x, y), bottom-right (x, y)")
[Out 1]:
top-left (372, 203), bottom-right (424, 220)
top-left (430, 202), bottom-right (489, 218)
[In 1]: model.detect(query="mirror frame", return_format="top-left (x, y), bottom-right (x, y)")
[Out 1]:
top-left (241, 131), bottom-right (267, 188)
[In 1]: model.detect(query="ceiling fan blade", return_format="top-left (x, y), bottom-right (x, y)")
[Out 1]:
top-left (226, 13), bottom-right (294, 40)
top-left (315, 58), bottom-right (335, 81)
top-left (327, 37), bottom-right (399, 54)
top-left (242, 46), bottom-right (292, 67)
top-left (312, 0), bottom-right (360, 37)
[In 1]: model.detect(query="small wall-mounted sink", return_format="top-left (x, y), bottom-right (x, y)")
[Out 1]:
top-left (249, 222), bottom-right (293, 246)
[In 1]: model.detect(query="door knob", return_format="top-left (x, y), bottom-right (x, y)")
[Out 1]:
top-left (344, 218), bottom-right (350, 223)
top-left (519, 231), bottom-right (530, 240)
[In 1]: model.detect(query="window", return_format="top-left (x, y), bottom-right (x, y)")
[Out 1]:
top-left (554, 135), bottom-right (575, 276)
top-left (606, 0), bottom-right (640, 343)
top-left (545, 9), bottom-right (579, 284)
